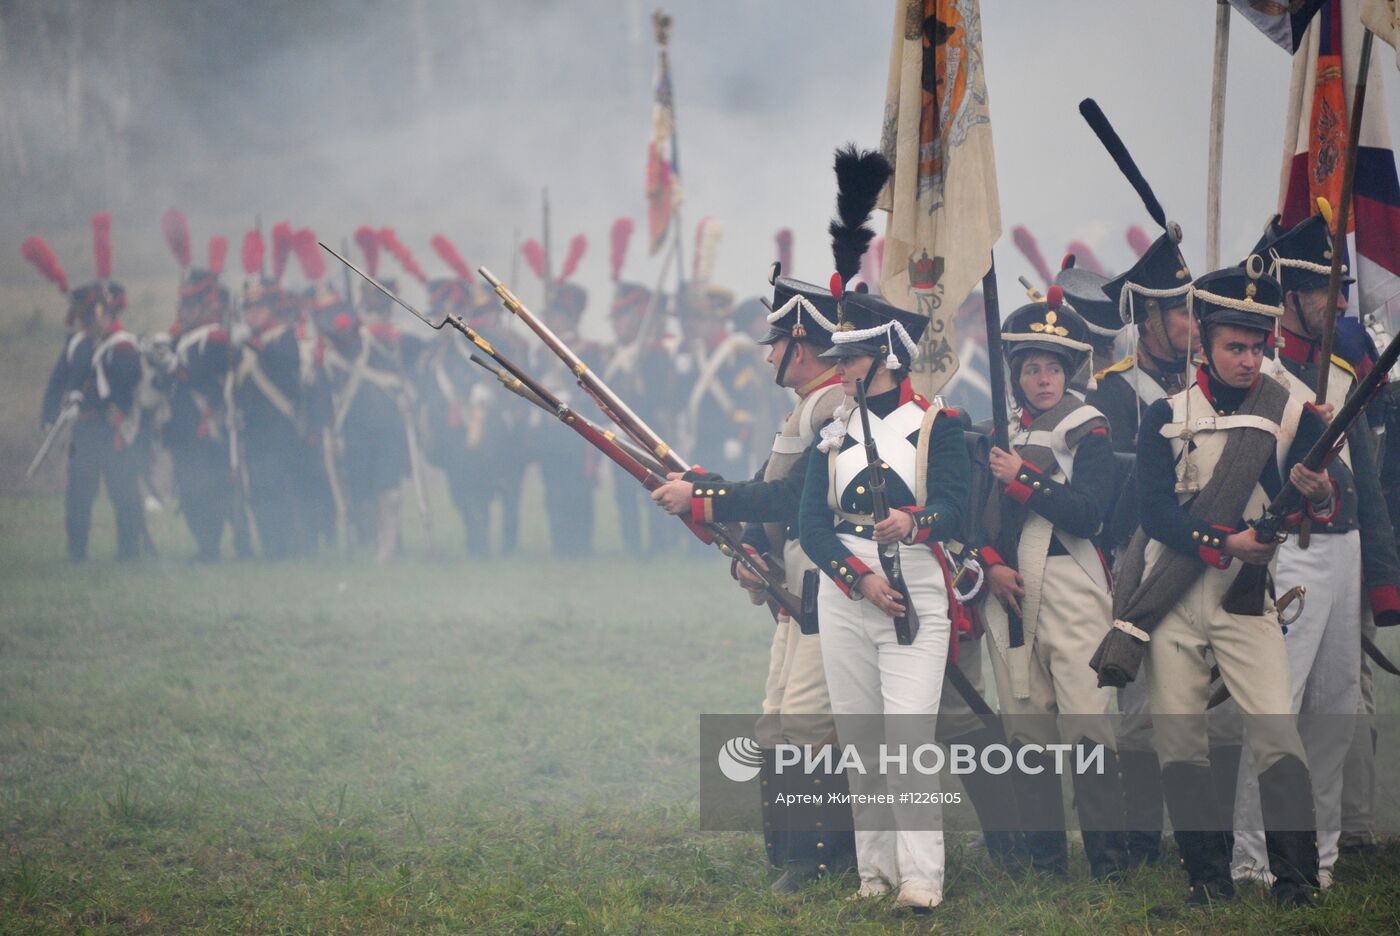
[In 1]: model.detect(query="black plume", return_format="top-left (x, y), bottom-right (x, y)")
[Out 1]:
top-left (829, 144), bottom-right (893, 284)
top-left (1078, 98), bottom-right (1167, 229)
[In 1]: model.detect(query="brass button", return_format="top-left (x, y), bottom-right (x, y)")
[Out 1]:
top-left (830, 561), bottom-right (838, 569)
top-left (854, 525), bottom-right (864, 533)
top-left (839, 567), bottom-right (848, 575)
top-left (818, 863), bottom-right (828, 872)
top-left (856, 485), bottom-right (866, 494)
top-left (1192, 531), bottom-right (1201, 541)
top-left (1032, 481), bottom-right (1041, 489)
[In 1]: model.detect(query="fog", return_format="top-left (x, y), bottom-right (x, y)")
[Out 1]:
top-left (6, 0), bottom-right (1400, 329)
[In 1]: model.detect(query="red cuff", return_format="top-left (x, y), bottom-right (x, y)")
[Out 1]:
top-left (1004, 462), bottom-right (1041, 504)
top-left (1199, 524), bottom-right (1232, 569)
top-left (831, 555), bottom-right (874, 597)
top-left (1305, 478), bottom-right (1340, 524)
top-left (690, 494), bottom-right (713, 526)
top-left (898, 506), bottom-right (937, 544)
top-left (980, 546), bottom-right (1007, 568)
top-left (1370, 584), bottom-right (1400, 626)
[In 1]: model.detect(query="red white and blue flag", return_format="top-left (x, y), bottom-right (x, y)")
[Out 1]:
top-left (1271, 1), bottom-right (1400, 331)
top-left (646, 23), bottom-right (682, 256)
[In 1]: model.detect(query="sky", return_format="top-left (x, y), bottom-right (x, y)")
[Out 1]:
top-left (4, 0), bottom-right (1400, 335)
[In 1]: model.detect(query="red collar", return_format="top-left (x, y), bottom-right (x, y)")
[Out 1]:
top-left (1195, 363), bottom-right (1259, 404)
top-left (1278, 326), bottom-right (1319, 365)
top-left (897, 376), bottom-right (916, 406)
top-left (1019, 409), bottom-right (1034, 428)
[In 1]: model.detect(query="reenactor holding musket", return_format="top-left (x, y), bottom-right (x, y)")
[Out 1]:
top-left (651, 266), bottom-right (853, 891)
top-left (232, 229), bottom-right (309, 560)
top-left (154, 255), bottom-right (240, 563)
top-left (976, 289), bottom-right (1129, 880)
top-left (1093, 260), bottom-right (1332, 907)
top-left (26, 216), bottom-right (148, 562)
top-left (1228, 205), bottom-right (1400, 890)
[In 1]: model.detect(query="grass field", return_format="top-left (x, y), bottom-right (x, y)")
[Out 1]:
top-left (4, 492), bottom-right (1400, 935)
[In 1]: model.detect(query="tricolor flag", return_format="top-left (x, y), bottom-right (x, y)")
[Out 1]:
top-left (878, 0), bottom-right (1000, 399)
top-left (646, 13), bottom-right (683, 256)
top-left (1277, 0), bottom-right (1400, 329)
top-left (1228, 0), bottom-right (1328, 53)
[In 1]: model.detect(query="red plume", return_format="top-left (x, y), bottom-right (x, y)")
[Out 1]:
top-left (1126, 225), bottom-right (1151, 258)
top-left (242, 229), bottom-right (265, 277)
top-left (91, 212), bottom-right (113, 279)
top-left (21, 237), bottom-right (68, 293)
top-left (207, 236), bottom-right (228, 276)
top-left (293, 228), bottom-right (326, 281)
top-left (1065, 241), bottom-right (1105, 275)
top-left (1046, 284), bottom-right (1065, 310)
top-left (775, 228), bottom-right (793, 275)
top-left (431, 233), bottom-right (475, 282)
top-left (558, 234), bottom-right (587, 281)
top-left (354, 226), bottom-right (381, 278)
top-left (609, 217), bottom-right (634, 282)
top-left (829, 272), bottom-right (844, 300)
top-left (521, 239), bottom-right (546, 280)
top-left (1011, 225), bottom-right (1053, 286)
top-left (162, 208), bottom-right (191, 269)
top-left (378, 228), bottom-right (427, 283)
top-left (271, 222), bottom-right (294, 282)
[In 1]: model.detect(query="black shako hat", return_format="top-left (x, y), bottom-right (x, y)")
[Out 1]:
top-left (1102, 225), bottom-right (1193, 325)
top-left (819, 285), bottom-right (928, 366)
top-left (1001, 285), bottom-right (1094, 375)
top-left (1191, 259), bottom-right (1284, 336)
top-left (758, 268), bottom-right (840, 349)
top-left (1255, 201), bottom-right (1355, 295)
top-left (1055, 256), bottom-right (1120, 338)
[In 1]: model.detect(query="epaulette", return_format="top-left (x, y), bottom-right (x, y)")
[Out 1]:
top-left (1094, 354), bottom-right (1136, 381)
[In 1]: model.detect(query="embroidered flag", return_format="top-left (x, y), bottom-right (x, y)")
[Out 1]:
top-left (646, 12), bottom-right (683, 255)
top-left (1279, 1), bottom-right (1400, 330)
top-left (878, 0), bottom-right (1000, 399)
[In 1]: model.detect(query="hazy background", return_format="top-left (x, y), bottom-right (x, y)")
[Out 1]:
top-left (5, 0), bottom-right (1400, 352)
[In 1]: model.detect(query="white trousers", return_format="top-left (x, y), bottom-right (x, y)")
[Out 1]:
top-left (755, 612), bottom-right (833, 747)
top-left (819, 535), bottom-right (950, 897)
top-left (1233, 531), bottom-right (1361, 882)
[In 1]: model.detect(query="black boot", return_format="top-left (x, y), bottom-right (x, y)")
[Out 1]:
top-left (759, 749), bottom-right (787, 873)
top-left (947, 726), bottom-right (1026, 871)
top-left (1207, 744), bottom-right (1242, 858)
top-left (771, 749), bottom-right (855, 892)
top-left (1011, 745), bottom-right (1067, 875)
top-left (1161, 762), bottom-right (1235, 905)
top-left (1118, 749), bottom-right (1164, 867)
top-left (1258, 754), bottom-right (1319, 907)
top-left (1071, 741), bottom-right (1129, 880)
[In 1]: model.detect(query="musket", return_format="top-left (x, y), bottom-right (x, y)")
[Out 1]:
top-left (321, 243), bottom-right (802, 616)
top-left (1252, 325), bottom-right (1400, 545)
top-left (853, 373), bottom-right (920, 645)
top-left (475, 265), bottom-right (804, 619)
top-left (984, 255), bottom-right (1009, 452)
top-left (26, 400), bottom-right (79, 479)
top-left (1215, 327), bottom-right (1400, 635)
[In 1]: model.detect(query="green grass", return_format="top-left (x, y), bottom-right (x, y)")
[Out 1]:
top-left (4, 486), bottom-right (1400, 932)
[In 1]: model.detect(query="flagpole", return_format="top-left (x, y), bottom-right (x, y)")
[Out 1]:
top-left (1205, 0), bottom-right (1231, 270)
top-left (1300, 27), bottom-right (1374, 550)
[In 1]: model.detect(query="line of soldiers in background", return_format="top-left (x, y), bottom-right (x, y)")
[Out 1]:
top-left (26, 215), bottom-right (791, 564)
